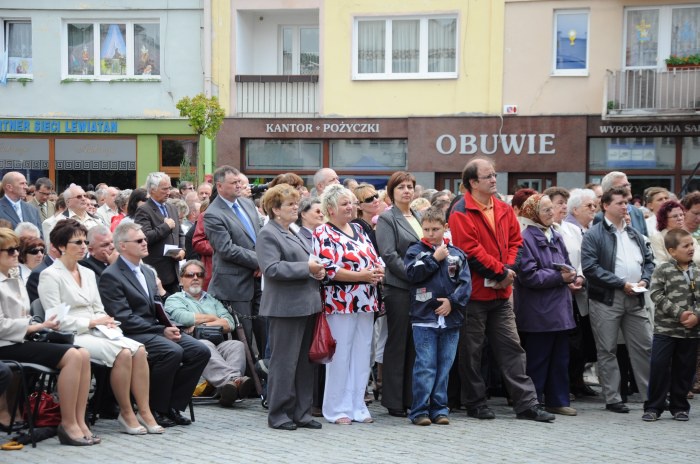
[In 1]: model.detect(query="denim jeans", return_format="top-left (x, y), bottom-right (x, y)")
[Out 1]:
top-left (409, 325), bottom-right (459, 421)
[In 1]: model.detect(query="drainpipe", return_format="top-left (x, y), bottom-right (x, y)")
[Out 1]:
top-left (203, 0), bottom-right (212, 97)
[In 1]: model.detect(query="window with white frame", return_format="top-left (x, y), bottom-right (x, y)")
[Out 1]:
top-left (552, 10), bottom-right (589, 75)
top-left (63, 20), bottom-right (160, 78)
top-left (280, 26), bottom-right (319, 75)
top-left (1, 19), bottom-right (32, 78)
top-left (353, 15), bottom-right (457, 80)
top-left (624, 5), bottom-right (700, 69)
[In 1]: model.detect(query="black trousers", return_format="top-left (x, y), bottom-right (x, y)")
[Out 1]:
top-left (644, 334), bottom-right (698, 414)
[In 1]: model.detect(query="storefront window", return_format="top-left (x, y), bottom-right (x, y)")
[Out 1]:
top-left (245, 140), bottom-right (322, 170)
top-left (682, 137), bottom-right (700, 169)
top-left (589, 137), bottom-right (675, 170)
top-left (330, 139), bottom-right (407, 170)
top-left (0, 138), bottom-right (48, 182)
top-left (55, 138), bottom-right (136, 190)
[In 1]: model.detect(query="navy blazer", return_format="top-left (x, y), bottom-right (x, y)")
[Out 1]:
top-left (0, 196), bottom-right (43, 238)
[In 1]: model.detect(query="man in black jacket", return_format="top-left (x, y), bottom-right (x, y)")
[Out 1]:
top-left (581, 186), bottom-right (654, 414)
top-left (79, 225), bottom-right (118, 278)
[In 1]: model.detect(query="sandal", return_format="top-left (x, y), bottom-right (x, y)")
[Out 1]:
top-left (361, 417), bottom-right (374, 423)
top-left (334, 417), bottom-right (352, 425)
top-left (0, 440), bottom-right (23, 451)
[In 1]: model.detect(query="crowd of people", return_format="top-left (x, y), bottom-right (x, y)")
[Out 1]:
top-left (0, 159), bottom-right (698, 446)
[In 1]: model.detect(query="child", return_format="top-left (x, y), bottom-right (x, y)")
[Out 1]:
top-left (403, 207), bottom-right (471, 426)
top-left (645, 228), bottom-right (700, 422)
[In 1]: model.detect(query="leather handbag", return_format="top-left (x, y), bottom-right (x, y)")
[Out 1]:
top-left (309, 312), bottom-right (336, 364)
top-left (25, 391), bottom-right (61, 428)
top-left (193, 325), bottom-right (225, 346)
top-left (28, 329), bottom-right (75, 344)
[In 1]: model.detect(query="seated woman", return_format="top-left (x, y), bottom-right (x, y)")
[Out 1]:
top-left (38, 218), bottom-right (164, 435)
top-left (18, 235), bottom-right (45, 283)
top-left (0, 228), bottom-right (94, 446)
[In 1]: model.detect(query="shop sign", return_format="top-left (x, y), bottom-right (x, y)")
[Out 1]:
top-left (0, 119), bottom-right (119, 134)
top-left (265, 122), bottom-right (380, 134)
top-left (435, 133), bottom-right (556, 156)
top-left (597, 123), bottom-right (700, 135)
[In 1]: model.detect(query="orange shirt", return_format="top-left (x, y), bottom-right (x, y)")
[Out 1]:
top-left (472, 195), bottom-right (495, 231)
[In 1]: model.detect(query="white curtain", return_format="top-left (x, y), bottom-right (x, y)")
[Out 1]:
top-left (67, 24), bottom-right (94, 75)
top-left (672, 7), bottom-right (700, 57)
top-left (429, 19), bottom-right (456, 72)
top-left (7, 22), bottom-right (32, 75)
top-left (392, 20), bottom-right (419, 73)
top-left (358, 21), bottom-right (385, 73)
top-left (625, 10), bottom-right (658, 67)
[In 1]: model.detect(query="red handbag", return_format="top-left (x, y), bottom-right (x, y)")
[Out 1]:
top-left (308, 312), bottom-right (336, 364)
top-left (25, 391), bottom-right (61, 428)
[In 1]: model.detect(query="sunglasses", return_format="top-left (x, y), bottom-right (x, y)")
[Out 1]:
top-left (0, 247), bottom-right (19, 255)
top-left (27, 248), bottom-right (45, 255)
top-left (72, 194), bottom-right (87, 199)
top-left (68, 240), bottom-right (89, 246)
top-left (182, 271), bottom-right (205, 279)
top-left (125, 238), bottom-right (147, 244)
top-left (361, 194), bottom-right (379, 204)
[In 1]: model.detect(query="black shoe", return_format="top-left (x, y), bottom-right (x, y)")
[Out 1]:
top-left (218, 381), bottom-right (239, 407)
top-left (167, 408), bottom-right (192, 425)
top-left (516, 405), bottom-right (555, 422)
top-left (467, 405), bottom-right (496, 420)
top-left (153, 411), bottom-right (177, 428)
top-left (273, 421), bottom-right (297, 431)
top-left (606, 402), bottom-right (630, 413)
top-left (296, 420), bottom-right (322, 429)
top-left (387, 408), bottom-right (407, 418)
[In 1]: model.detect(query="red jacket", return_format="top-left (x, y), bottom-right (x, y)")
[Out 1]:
top-left (192, 212), bottom-right (213, 291)
top-left (448, 192), bottom-right (522, 301)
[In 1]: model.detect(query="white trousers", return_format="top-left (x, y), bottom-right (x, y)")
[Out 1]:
top-left (323, 312), bottom-right (374, 422)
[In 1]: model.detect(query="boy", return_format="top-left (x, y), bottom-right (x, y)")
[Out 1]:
top-left (404, 207), bottom-right (472, 426)
top-left (645, 228), bottom-right (700, 421)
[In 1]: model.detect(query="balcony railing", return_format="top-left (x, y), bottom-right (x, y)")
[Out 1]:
top-left (235, 75), bottom-right (319, 117)
top-left (605, 67), bottom-right (700, 117)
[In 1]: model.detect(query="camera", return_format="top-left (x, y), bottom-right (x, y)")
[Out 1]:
top-left (250, 183), bottom-right (270, 196)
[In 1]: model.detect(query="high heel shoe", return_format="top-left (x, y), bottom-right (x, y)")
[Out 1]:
top-left (136, 412), bottom-right (165, 434)
top-left (57, 425), bottom-right (93, 446)
top-left (118, 414), bottom-right (147, 435)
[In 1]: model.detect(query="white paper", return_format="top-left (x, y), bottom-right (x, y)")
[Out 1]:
top-left (484, 279), bottom-right (497, 288)
top-left (94, 324), bottom-right (123, 340)
top-left (44, 303), bottom-right (70, 323)
top-left (163, 245), bottom-right (182, 257)
top-left (631, 285), bottom-right (648, 293)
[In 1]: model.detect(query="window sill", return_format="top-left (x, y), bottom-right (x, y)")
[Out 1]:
top-left (352, 73), bottom-right (458, 81)
top-left (6, 76), bottom-right (33, 84)
top-left (550, 71), bottom-right (589, 77)
top-left (61, 77), bottom-right (161, 83)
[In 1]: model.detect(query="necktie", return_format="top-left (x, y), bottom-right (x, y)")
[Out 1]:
top-left (133, 267), bottom-right (149, 296)
top-left (159, 203), bottom-right (168, 218)
top-left (14, 203), bottom-right (23, 222)
top-left (232, 202), bottom-right (256, 244)
top-left (40, 203), bottom-right (47, 218)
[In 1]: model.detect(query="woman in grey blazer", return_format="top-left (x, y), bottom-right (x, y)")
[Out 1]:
top-left (376, 171), bottom-right (423, 417)
top-left (257, 184), bottom-right (326, 431)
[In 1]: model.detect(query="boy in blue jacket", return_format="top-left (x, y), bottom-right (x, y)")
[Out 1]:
top-left (404, 207), bottom-right (472, 425)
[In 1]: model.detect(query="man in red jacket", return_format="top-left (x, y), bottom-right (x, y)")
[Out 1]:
top-left (449, 158), bottom-right (554, 422)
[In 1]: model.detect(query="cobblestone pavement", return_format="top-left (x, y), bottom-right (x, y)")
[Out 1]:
top-left (4, 389), bottom-right (696, 464)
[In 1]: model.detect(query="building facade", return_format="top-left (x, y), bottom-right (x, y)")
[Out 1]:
top-left (0, 0), bottom-right (207, 189)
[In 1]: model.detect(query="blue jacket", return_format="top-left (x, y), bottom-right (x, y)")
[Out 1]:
top-left (514, 225), bottom-right (575, 332)
top-left (404, 240), bottom-right (472, 329)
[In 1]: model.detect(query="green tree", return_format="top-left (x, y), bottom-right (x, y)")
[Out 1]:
top-left (176, 94), bottom-right (226, 182)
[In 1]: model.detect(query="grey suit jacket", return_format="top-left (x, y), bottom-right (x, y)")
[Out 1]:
top-left (30, 198), bottom-right (55, 222)
top-left (99, 257), bottom-right (165, 336)
top-left (0, 196), bottom-right (43, 238)
top-left (257, 220), bottom-right (322, 318)
top-left (376, 207), bottom-right (421, 290)
top-left (134, 199), bottom-right (185, 286)
top-left (203, 195), bottom-right (260, 302)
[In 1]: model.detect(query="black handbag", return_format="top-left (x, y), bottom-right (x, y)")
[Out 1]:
top-left (29, 329), bottom-right (75, 344)
top-left (192, 325), bottom-right (224, 346)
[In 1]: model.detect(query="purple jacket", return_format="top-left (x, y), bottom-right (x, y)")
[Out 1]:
top-left (513, 225), bottom-right (575, 333)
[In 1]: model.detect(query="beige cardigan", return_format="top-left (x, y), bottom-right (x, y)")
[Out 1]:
top-left (0, 271), bottom-right (32, 347)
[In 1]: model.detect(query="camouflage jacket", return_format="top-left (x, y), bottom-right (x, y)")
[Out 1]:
top-left (649, 261), bottom-right (700, 338)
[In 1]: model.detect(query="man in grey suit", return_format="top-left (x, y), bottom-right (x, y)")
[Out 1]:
top-left (0, 171), bottom-right (43, 237)
top-left (29, 177), bottom-right (55, 222)
top-left (204, 165), bottom-right (265, 355)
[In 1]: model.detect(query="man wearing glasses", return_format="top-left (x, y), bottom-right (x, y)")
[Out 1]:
top-left (0, 171), bottom-right (43, 237)
top-left (165, 260), bottom-right (253, 407)
top-left (29, 177), bottom-right (55, 222)
top-left (99, 221), bottom-right (210, 428)
top-left (61, 184), bottom-right (101, 232)
top-left (449, 158), bottom-right (555, 423)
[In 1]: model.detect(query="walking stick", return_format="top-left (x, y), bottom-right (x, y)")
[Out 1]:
top-left (231, 311), bottom-right (264, 397)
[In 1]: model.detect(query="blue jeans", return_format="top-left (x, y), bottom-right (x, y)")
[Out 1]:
top-left (409, 326), bottom-right (459, 421)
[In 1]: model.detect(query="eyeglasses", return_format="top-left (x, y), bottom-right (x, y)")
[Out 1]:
top-left (181, 186), bottom-right (194, 191)
top-left (27, 248), bottom-right (45, 255)
top-left (361, 194), bottom-right (379, 204)
top-left (582, 203), bottom-right (597, 209)
top-left (71, 194), bottom-right (86, 200)
top-left (668, 214), bottom-right (685, 220)
top-left (68, 240), bottom-right (89, 246)
top-left (0, 247), bottom-right (19, 255)
top-left (182, 271), bottom-right (205, 279)
top-left (477, 173), bottom-right (498, 181)
top-left (124, 238), bottom-right (147, 244)
top-left (90, 202), bottom-right (98, 207)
